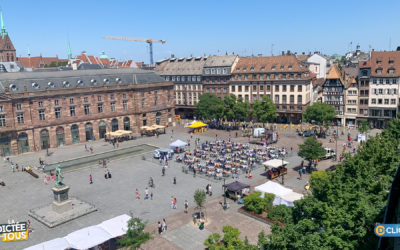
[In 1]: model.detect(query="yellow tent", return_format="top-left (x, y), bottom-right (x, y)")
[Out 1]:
top-left (188, 121), bottom-right (207, 128)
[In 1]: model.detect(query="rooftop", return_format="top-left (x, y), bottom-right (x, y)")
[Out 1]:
top-left (370, 51), bottom-right (400, 77)
top-left (233, 55), bottom-right (309, 74)
top-left (203, 55), bottom-right (237, 67)
top-left (156, 56), bottom-right (207, 75)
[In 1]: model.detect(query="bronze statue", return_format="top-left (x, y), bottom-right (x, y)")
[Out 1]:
top-left (55, 165), bottom-right (64, 188)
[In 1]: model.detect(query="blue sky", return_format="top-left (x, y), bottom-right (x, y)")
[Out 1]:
top-left (1, 0), bottom-right (399, 63)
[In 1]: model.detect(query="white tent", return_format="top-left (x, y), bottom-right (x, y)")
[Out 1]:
top-left (169, 139), bottom-right (187, 149)
top-left (24, 238), bottom-right (71, 250)
top-left (98, 214), bottom-right (131, 238)
top-left (65, 226), bottom-right (113, 250)
top-left (254, 181), bottom-right (303, 207)
top-left (263, 159), bottom-right (289, 168)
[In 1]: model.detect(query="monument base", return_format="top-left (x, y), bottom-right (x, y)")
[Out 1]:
top-left (29, 197), bottom-right (97, 228)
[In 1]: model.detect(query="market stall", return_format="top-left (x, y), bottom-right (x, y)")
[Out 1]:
top-left (65, 225), bottom-right (113, 249)
top-left (223, 181), bottom-right (250, 200)
top-left (170, 139), bottom-right (188, 153)
top-left (263, 159), bottom-right (288, 179)
top-left (254, 181), bottom-right (303, 207)
top-left (188, 121), bottom-right (208, 133)
top-left (25, 238), bottom-right (71, 250)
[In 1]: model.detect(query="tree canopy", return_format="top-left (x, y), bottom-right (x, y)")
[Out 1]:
top-left (194, 189), bottom-right (206, 208)
top-left (303, 102), bottom-right (336, 126)
top-left (195, 93), bottom-right (224, 120)
top-left (252, 95), bottom-right (277, 123)
top-left (298, 136), bottom-right (326, 161)
top-left (117, 214), bottom-right (151, 249)
top-left (358, 120), bottom-right (370, 134)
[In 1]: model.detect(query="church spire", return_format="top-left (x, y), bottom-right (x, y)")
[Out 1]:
top-left (1, 12), bottom-right (7, 39)
top-left (67, 39), bottom-right (72, 60)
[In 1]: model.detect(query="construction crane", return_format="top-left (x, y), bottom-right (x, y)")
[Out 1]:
top-left (102, 36), bottom-right (166, 65)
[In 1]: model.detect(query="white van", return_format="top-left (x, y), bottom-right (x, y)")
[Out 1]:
top-left (253, 128), bottom-right (265, 138)
top-left (323, 148), bottom-right (336, 159)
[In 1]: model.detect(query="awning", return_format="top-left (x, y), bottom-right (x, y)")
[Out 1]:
top-left (151, 124), bottom-right (166, 129)
top-left (24, 238), bottom-right (71, 250)
top-left (263, 159), bottom-right (289, 168)
top-left (97, 214), bottom-right (131, 238)
top-left (170, 139), bottom-right (187, 148)
top-left (188, 121), bottom-right (207, 128)
top-left (223, 181), bottom-right (250, 192)
top-left (254, 181), bottom-right (303, 207)
top-left (65, 226), bottom-right (112, 250)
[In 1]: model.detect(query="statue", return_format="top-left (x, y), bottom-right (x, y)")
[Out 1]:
top-left (55, 165), bottom-right (64, 188)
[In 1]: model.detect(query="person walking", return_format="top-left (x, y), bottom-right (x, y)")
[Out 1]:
top-left (145, 187), bottom-right (149, 200)
top-left (89, 174), bottom-right (93, 184)
top-left (162, 166), bottom-right (166, 176)
top-left (104, 170), bottom-right (108, 179)
top-left (173, 176), bottom-right (176, 185)
top-left (162, 218), bottom-right (167, 232)
top-left (158, 221), bottom-right (162, 235)
top-left (173, 197), bottom-right (177, 209)
top-left (90, 146), bottom-right (93, 154)
top-left (208, 184), bottom-right (212, 196)
top-left (298, 169), bottom-right (302, 180)
top-left (184, 200), bottom-right (189, 213)
top-left (170, 196), bottom-right (174, 209)
top-left (206, 184), bottom-right (209, 195)
top-left (150, 192), bottom-right (153, 200)
top-left (107, 170), bottom-right (112, 179)
top-left (136, 189), bottom-right (140, 199)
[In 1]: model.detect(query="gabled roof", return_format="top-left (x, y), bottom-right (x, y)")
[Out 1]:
top-left (326, 65), bottom-right (342, 79)
top-left (203, 55), bottom-right (237, 67)
top-left (370, 51), bottom-right (400, 77)
top-left (359, 60), bottom-right (371, 69)
top-left (234, 55), bottom-right (309, 74)
top-left (0, 34), bottom-right (15, 51)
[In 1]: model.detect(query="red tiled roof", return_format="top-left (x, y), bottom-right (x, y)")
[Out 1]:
top-left (233, 55), bottom-right (309, 74)
top-left (16, 56), bottom-right (67, 68)
top-left (370, 51), bottom-right (400, 77)
top-left (359, 60), bottom-right (371, 69)
top-left (0, 34), bottom-right (15, 51)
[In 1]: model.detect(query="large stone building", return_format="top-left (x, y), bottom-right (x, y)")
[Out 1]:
top-left (230, 55), bottom-right (313, 123)
top-left (357, 60), bottom-right (371, 125)
top-left (202, 55), bottom-right (238, 99)
top-left (156, 56), bottom-right (207, 118)
top-left (322, 65), bottom-right (346, 125)
top-left (368, 51), bottom-right (400, 128)
top-left (344, 77), bottom-right (358, 126)
top-left (0, 68), bottom-right (174, 156)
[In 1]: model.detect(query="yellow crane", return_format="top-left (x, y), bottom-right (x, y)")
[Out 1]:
top-left (102, 36), bottom-right (166, 65)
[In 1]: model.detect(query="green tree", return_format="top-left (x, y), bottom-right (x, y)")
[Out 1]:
top-left (303, 102), bottom-right (336, 127)
top-left (223, 94), bottom-right (237, 121)
top-left (267, 205), bottom-right (294, 224)
top-left (298, 136), bottom-right (326, 161)
top-left (252, 95), bottom-right (277, 123)
top-left (243, 191), bottom-right (275, 214)
top-left (358, 120), bottom-right (370, 134)
top-left (196, 93), bottom-right (224, 121)
top-left (117, 214), bottom-right (151, 249)
top-left (194, 189), bottom-right (206, 215)
top-left (204, 225), bottom-right (258, 250)
top-left (233, 97), bottom-right (250, 122)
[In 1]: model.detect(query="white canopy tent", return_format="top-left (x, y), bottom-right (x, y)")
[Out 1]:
top-left (254, 181), bottom-right (303, 207)
top-left (169, 139), bottom-right (188, 149)
top-left (24, 238), bottom-right (71, 250)
top-left (65, 226), bottom-right (113, 250)
top-left (263, 159), bottom-right (289, 168)
top-left (97, 214), bottom-right (131, 238)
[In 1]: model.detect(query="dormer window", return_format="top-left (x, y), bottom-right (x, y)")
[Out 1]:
top-left (91, 79), bottom-right (97, 85)
top-left (63, 81), bottom-right (70, 87)
top-left (116, 77), bottom-right (122, 83)
top-left (243, 67), bottom-right (247, 71)
top-left (388, 68), bottom-right (395, 74)
top-left (376, 69), bottom-right (382, 75)
top-left (288, 65), bottom-right (293, 70)
top-left (77, 80), bottom-right (83, 85)
top-left (32, 82), bottom-right (39, 89)
top-left (9, 84), bottom-right (17, 91)
top-left (377, 60), bottom-right (382, 65)
top-left (236, 68), bottom-right (240, 71)
top-left (271, 66), bottom-right (276, 70)
top-left (250, 67), bottom-right (254, 71)
top-left (48, 82), bottom-right (55, 88)
top-left (280, 65), bottom-right (284, 70)
top-left (261, 67), bottom-right (265, 71)
top-left (103, 78), bottom-right (109, 83)
top-left (389, 60), bottom-right (394, 65)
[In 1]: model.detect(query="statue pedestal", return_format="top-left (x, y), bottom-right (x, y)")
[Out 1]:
top-left (52, 186), bottom-right (72, 214)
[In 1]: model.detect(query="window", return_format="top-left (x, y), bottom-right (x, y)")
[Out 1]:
top-left (39, 110), bottom-right (45, 121)
top-left (253, 85), bottom-right (257, 91)
top-left (373, 79), bottom-right (377, 84)
top-left (260, 74), bottom-right (264, 80)
top-left (290, 74), bottom-right (294, 79)
top-left (17, 113), bottom-right (24, 124)
top-left (253, 74), bottom-right (257, 80)
top-left (54, 100), bottom-right (59, 106)
top-left (224, 88), bottom-right (227, 93)
top-left (290, 95), bottom-right (294, 103)
top-left (123, 100), bottom-right (128, 110)
top-left (379, 89), bottom-right (383, 94)
top-left (84, 97), bottom-right (88, 103)
top-left (372, 99), bottom-right (376, 104)
top-left (386, 79), bottom-right (390, 84)
top-left (384, 99), bottom-right (389, 104)
top-left (243, 67), bottom-right (247, 71)
top-left (141, 92), bottom-right (145, 108)
top-left (391, 99), bottom-right (396, 104)
top-left (282, 95), bottom-right (287, 104)
top-left (297, 73), bottom-right (302, 79)
top-left (154, 91), bottom-right (158, 105)
top-left (267, 85), bottom-right (271, 91)
top-left (122, 93), bottom-right (126, 99)
top-left (275, 95), bottom-right (279, 103)
top-left (282, 85), bottom-right (287, 92)
top-left (386, 89), bottom-right (391, 95)
top-left (267, 74), bottom-right (271, 79)
top-left (70, 106), bottom-right (76, 116)
top-left (271, 66), bottom-right (276, 70)
top-left (98, 96), bottom-right (102, 102)
top-left (290, 85), bottom-right (295, 92)
top-left (69, 98), bottom-right (74, 104)
top-left (280, 65), bottom-right (284, 70)
top-left (275, 85), bottom-right (279, 92)
top-left (16, 103), bottom-right (22, 110)
top-left (260, 85), bottom-right (264, 91)
top-left (282, 73), bottom-right (286, 79)
top-left (38, 101), bottom-right (43, 108)
top-left (84, 105), bottom-right (90, 115)
top-left (231, 86), bottom-right (235, 92)
top-left (0, 114), bottom-right (5, 127)
top-left (238, 86), bottom-right (242, 92)
top-left (236, 68), bottom-right (240, 71)
top-left (55, 108), bottom-right (61, 118)
top-left (245, 86), bottom-right (249, 92)
top-left (394, 79), bottom-right (397, 84)
top-left (110, 94), bottom-right (115, 100)
top-left (298, 85), bottom-right (302, 92)
top-left (98, 103), bottom-right (103, 113)
top-left (111, 102), bottom-right (116, 112)
top-left (378, 99), bottom-right (382, 104)
top-left (379, 79), bottom-right (383, 84)
top-left (297, 95), bottom-right (302, 104)
top-left (245, 75), bottom-right (248, 80)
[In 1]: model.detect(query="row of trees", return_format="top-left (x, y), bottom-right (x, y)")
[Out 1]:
top-left (196, 94), bottom-right (277, 122)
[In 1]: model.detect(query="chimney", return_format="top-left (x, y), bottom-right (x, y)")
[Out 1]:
top-left (281, 51), bottom-right (285, 55)
top-left (302, 52), bottom-right (305, 55)
top-left (397, 46), bottom-right (400, 51)
top-left (287, 50), bottom-right (290, 55)
top-left (258, 54), bottom-right (262, 57)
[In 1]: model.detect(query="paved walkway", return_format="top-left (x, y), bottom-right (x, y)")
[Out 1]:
top-left (163, 224), bottom-right (211, 250)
